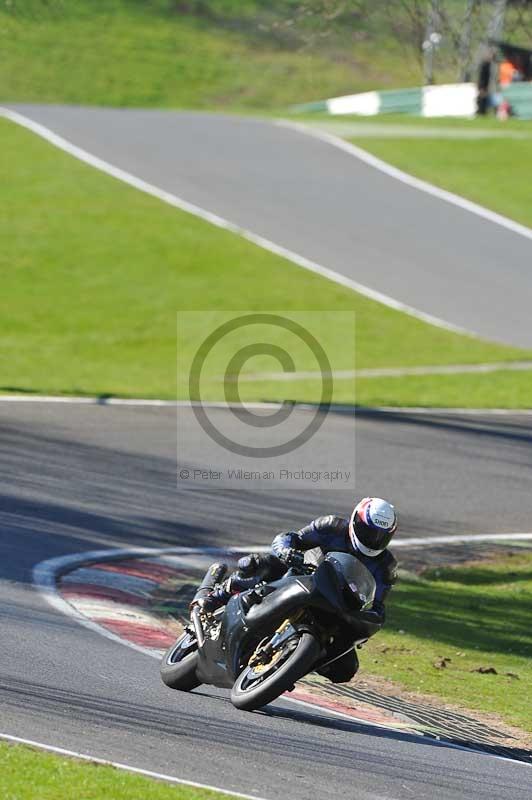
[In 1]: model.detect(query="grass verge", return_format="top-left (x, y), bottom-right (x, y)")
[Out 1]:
top-left (0, 740), bottom-right (242, 800)
top-left (2, 116), bottom-right (531, 406)
top-left (348, 370), bottom-right (532, 409)
top-left (207, 369), bottom-right (532, 408)
top-left (300, 112), bottom-right (532, 132)
top-left (347, 128), bottom-right (532, 230)
top-left (363, 551), bottom-right (532, 733)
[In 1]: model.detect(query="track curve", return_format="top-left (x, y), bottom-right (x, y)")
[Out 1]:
top-left (5, 104), bottom-right (532, 347)
top-left (3, 99), bottom-right (532, 798)
top-left (1, 402), bottom-right (531, 799)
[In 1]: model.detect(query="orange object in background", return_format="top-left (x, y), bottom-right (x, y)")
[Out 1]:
top-left (499, 60), bottom-right (514, 86)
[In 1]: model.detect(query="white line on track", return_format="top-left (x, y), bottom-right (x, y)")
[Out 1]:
top-left (376, 409), bottom-right (532, 415)
top-left (0, 105), bottom-right (476, 337)
top-left (277, 120), bottom-right (532, 244)
top-left (2, 393), bottom-right (532, 414)
top-left (0, 733), bottom-right (269, 800)
top-left (394, 532), bottom-right (532, 546)
top-left (0, 393), bottom-right (179, 407)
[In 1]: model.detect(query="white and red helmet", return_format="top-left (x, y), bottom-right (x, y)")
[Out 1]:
top-left (349, 497), bottom-right (397, 557)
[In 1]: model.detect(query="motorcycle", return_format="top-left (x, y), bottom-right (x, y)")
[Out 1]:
top-left (160, 552), bottom-right (382, 711)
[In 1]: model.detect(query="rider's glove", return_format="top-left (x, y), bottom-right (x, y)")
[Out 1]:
top-left (236, 553), bottom-right (261, 577)
top-left (190, 594), bottom-right (218, 614)
top-left (279, 548), bottom-right (305, 569)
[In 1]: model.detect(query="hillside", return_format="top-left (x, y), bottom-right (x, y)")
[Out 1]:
top-left (0, 1), bottom-right (421, 109)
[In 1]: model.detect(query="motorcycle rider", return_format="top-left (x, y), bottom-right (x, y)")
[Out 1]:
top-left (192, 497), bottom-right (398, 684)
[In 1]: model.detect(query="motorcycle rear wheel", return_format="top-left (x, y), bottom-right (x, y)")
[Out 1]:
top-left (160, 631), bottom-right (201, 691)
top-left (231, 632), bottom-right (319, 711)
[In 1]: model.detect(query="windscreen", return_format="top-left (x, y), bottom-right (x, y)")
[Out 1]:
top-left (325, 552), bottom-right (376, 609)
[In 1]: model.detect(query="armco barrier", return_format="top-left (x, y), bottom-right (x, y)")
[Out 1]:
top-left (379, 87), bottom-right (423, 115)
top-left (294, 81), bottom-right (532, 119)
top-left (503, 83), bottom-right (532, 119)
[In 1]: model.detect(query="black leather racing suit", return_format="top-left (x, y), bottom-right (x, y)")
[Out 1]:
top-left (211, 515), bottom-right (398, 683)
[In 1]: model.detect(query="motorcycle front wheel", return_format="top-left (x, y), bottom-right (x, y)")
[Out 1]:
top-left (231, 632), bottom-right (320, 711)
top-left (160, 630), bottom-right (201, 691)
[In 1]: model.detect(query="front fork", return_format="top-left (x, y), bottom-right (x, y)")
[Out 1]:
top-left (248, 612), bottom-right (314, 667)
top-left (190, 606), bottom-right (205, 648)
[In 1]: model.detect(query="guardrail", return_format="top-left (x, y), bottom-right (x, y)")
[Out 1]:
top-left (294, 81), bottom-right (532, 119)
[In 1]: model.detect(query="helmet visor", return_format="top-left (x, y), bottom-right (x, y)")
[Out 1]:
top-left (353, 514), bottom-right (395, 553)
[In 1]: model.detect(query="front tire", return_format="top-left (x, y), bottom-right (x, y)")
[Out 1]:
top-left (231, 632), bottom-right (320, 711)
top-left (160, 631), bottom-right (201, 691)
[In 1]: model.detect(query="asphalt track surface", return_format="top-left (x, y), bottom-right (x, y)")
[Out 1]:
top-left (6, 104), bottom-right (532, 347)
top-left (2, 402), bottom-right (532, 799)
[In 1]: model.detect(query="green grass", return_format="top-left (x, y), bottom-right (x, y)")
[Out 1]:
top-left (0, 0), bottom-right (419, 110)
top-left (351, 370), bottom-right (532, 409)
top-left (215, 370), bottom-right (532, 409)
top-left (363, 551), bottom-right (532, 733)
top-left (0, 740), bottom-right (241, 800)
top-left (300, 112), bottom-right (532, 131)
top-left (197, 370), bottom-right (532, 409)
top-left (347, 133), bottom-right (532, 230)
top-left (3, 117), bottom-right (532, 406)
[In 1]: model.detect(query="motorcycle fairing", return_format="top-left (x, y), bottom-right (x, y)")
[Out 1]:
top-left (194, 551), bottom-right (380, 689)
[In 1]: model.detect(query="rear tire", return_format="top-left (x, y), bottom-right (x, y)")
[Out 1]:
top-left (160, 631), bottom-right (201, 691)
top-left (231, 632), bottom-right (319, 711)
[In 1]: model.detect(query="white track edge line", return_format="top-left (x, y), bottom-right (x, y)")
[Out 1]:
top-left (278, 120), bottom-right (532, 243)
top-left (33, 543), bottom-right (532, 769)
top-left (2, 393), bottom-right (532, 414)
top-left (0, 733), bottom-right (269, 800)
top-left (0, 105), bottom-right (475, 337)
